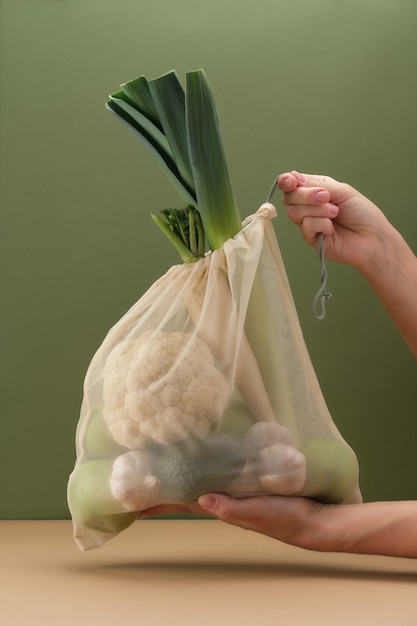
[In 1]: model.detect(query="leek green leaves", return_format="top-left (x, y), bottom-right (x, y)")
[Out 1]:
top-left (106, 69), bottom-right (242, 258)
top-left (151, 206), bottom-right (205, 263)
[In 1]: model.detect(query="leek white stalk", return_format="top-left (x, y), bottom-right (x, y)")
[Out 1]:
top-left (186, 265), bottom-right (276, 423)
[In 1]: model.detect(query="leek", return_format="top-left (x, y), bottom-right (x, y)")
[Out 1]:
top-left (106, 68), bottom-right (241, 256)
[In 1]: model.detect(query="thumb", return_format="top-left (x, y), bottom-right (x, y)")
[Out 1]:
top-left (198, 493), bottom-right (233, 515)
top-left (198, 493), bottom-right (282, 531)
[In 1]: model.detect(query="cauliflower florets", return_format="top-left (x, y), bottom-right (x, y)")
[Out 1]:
top-left (102, 330), bottom-right (229, 448)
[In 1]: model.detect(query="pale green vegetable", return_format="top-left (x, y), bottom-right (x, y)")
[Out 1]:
top-left (298, 439), bottom-right (360, 504)
top-left (185, 265), bottom-right (277, 424)
top-left (214, 394), bottom-right (255, 439)
top-left (67, 459), bottom-right (137, 548)
top-left (78, 404), bottom-right (127, 460)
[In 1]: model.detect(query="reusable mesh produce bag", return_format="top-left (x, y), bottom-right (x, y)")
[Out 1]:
top-left (68, 203), bottom-right (362, 550)
top-left (68, 68), bottom-right (362, 550)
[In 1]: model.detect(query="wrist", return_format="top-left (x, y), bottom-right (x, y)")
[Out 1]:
top-left (353, 221), bottom-right (408, 280)
top-left (292, 503), bottom-right (348, 553)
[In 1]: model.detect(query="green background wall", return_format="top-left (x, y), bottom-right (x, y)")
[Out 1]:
top-left (1, 0), bottom-right (416, 519)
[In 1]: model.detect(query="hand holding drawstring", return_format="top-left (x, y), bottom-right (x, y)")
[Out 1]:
top-left (267, 176), bottom-right (332, 320)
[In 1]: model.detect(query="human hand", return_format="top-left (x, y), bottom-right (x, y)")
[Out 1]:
top-left (278, 171), bottom-right (392, 271)
top-left (138, 502), bottom-right (211, 518)
top-left (139, 494), bottom-right (329, 550)
top-left (199, 493), bottom-right (328, 547)
top-left (139, 493), bottom-right (417, 557)
top-left (140, 493), bottom-right (330, 550)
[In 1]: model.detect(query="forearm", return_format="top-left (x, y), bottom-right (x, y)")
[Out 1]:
top-left (299, 501), bottom-right (417, 558)
top-left (197, 494), bottom-right (417, 558)
top-left (279, 173), bottom-right (417, 355)
top-left (356, 226), bottom-right (417, 357)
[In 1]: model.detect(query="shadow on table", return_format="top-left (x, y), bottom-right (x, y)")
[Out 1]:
top-left (69, 559), bottom-right (417, 584)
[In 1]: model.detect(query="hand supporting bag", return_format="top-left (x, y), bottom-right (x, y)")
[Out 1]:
top-left (68, 203), bottom-right (362, 551)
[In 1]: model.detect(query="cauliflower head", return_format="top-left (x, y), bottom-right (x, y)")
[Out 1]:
top-left (102, 330), bottom-right (229, 448)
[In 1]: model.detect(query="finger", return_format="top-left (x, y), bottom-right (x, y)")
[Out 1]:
top-left (291, 172), bottom-right (353, 205)
top-left (300, 216), bottom-right (336, 244)
top-left (277, 173), bottom-right (298, 192)
top-left (291, 171), bottom-right (337, 189)
top-left (287, 203), bottom-right (339, 226)
top-left (277, 171), bottom-right (329, 191)
top-left (198, 494), bottom-right (280, 531)
top-left (283, 186), bottom-right (333, 208)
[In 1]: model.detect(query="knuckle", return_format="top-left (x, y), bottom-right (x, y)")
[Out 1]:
top-left (286, 205), bottom-right (298, 222)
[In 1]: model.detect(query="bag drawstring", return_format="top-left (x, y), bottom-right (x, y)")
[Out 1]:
top-left (311, 233), bottom-right (332, 320)
top-left (267, 176), bottom-right (332, 320)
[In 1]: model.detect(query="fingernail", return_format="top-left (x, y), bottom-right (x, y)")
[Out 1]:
top-left (198, 494), bottom-right (217, 511)
top-left (329, 203), bottom-right (339, 217)
top-left (315, 190), bottom-right (329, 203)
top-left (292, 171), bottom-right (308, 184)
top-left (279, 175), bottom-right (293, 190)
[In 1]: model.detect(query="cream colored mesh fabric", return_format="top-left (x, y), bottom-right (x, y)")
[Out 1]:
top-left (68, 204), bottom-right (361, 550)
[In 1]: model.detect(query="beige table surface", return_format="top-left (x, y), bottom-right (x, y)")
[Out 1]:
top-left (1, 519), bottom-right (417, 626)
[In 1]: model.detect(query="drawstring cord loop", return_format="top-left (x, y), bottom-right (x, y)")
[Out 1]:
top-left (267, 175), bottom-right (332, 320)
